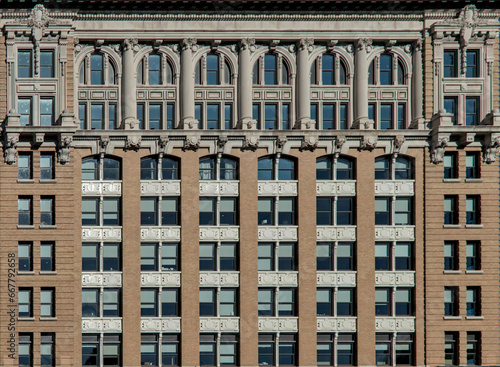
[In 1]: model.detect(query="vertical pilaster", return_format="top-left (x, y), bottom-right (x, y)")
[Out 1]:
top-left (411, 39), bottom-right (425, 129)
top-left (353, 39), bottom-right (372, 129)
top-left (238, 39), bottom-right (257, 130)
top-left (180, 38), bottom-right (197, 130)
top-left (121, 39), bottom-right (138, 129)
top-left (296, 39), bottom-right (315, 130)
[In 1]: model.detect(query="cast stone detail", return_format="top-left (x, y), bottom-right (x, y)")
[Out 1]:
top-left (141, 181), bottom-right (181, 196)
top-left (82, 227), bottom-right (122, 241)
top-left (316, 272), bottom-right (357, 287)
top-left (82, 318), bottom-right (122, 332)
top-left (82, 272), bottom-right (122, 287)
top-left (374, 181), bottom-right (414, 195)
top-left (375, 317), bottom-right (415, 332)
top-left (199, 272), bottom-right (239, 287)
top-left (199, 318), bottom-right (239, 332)
top-left (258, 272), bottom-right (298, 286)
top-left (317, 317), bottom-right (357, 332)
top-left (141, 272), bottom-right (181, 287)
top-left (375, 271), bottom-right (415, 286)
top-left (141, 227), bottom-right (181, 241)
top-left (375, 226), bottom-right (415, 241)
top-left (316, 226), bottom-right (356, 241)
top-left (141, 318), bottom-right (181, 332)
top-left (258, 227), bottom-right (297, 241)
top-left (258, 317), bottom-right (298, 332)
top-left (199, 226), bottom-right (239, 241)
top-left (258, 181), bottom-right (298, 196)
top-left (82, 182), bottom-right (122, 196)
top-left (199, 181), bottom-right (239, 196)
top-left (316, 181), bottom-right (356, 196)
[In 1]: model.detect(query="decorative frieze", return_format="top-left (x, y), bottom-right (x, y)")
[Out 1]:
top-left (140, 181), bottom-right (181, 196)
top-left (141, 318), bottom-right (181, 332)
top-left (316, 272), bottom-right (357, 287)
top-left (141, 272), bottom-right (181, 287)
top-left (258, 317), bottom-right (298, 332)
top-left (375, 317), bottom-right (415, 332)
top-left (258, 272), bottom-right (298, 286)
top-left (82, 318), bottom-right (122, 332)
top-left (375, 271), bottom-right (415, 286)
top-left (199, 317), bottom-right (239, 332)
top-left (82, 227), bottom-right (122, 241)
top-left (374, 226), bottom-right (415, 241)
top-left (374, 181), bottom-right (414, 196)
top-left (199, 272), bottom-right (239, 287)
top-left (199, 181), bottom-right (239, 196)
top-left (141, 227), bottom-right (181, 241)
top-left (82, 181), bottom-right (122, 196)
top-left (257, 181), bottom-right (298, 196)
top-left (316, 226), bottom-right (356, 241)
top-left (258, 227), bottom-right (297, 241)
top-left (199, 226), bottom-right (239, 241)
top-left (316, 317), bottom-right (357, 332)
top-left (316, 181), bottom-right (356, 196)
top-left (82, 272), bottom-right (122, 287)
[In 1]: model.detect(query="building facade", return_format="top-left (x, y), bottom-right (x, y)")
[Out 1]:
top-left (0, 1), bottom-right (498, 366)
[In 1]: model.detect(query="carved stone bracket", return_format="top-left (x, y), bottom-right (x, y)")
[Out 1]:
top-left (335, 136), bottom-right (346, 155)
top-left (99, 136), bottom-right (110, 154)
top-left (57, 135), bottom-right (72, 165)
top-left (158, 136), bottom-right (169, 154)
top-left (430, 136), bottom-right (449, 164)
top-left (393, 135), bottom-right (405, 155)
top-left (182, 38), bottom-right (198, 51)
top-left (359, 134), bottom-right (377, 151)
top-left (300, 135), bottom-right (318, 151)
top-left (125, 136), bottom-right (141, 151)
top-left (183, 135), bottom-right (200, 151)
top-left (483, 134), bottom-right (500, 164)
top-left (242, 136), bottom-right (259, 151)
top-left (217, 137), bottom-right (228, 154)
top-left (297, 38), bottom-right (314, 53)
top-left (355, 38), bottom-right (372, 52)
top-left (3, 134), bottom-right (19, 165)
top-left (239, 38), bottom-right (256, 52)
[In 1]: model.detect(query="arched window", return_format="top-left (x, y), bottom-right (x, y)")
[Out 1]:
top-left (253, 53), bottom-right (290, 86)
top-left (82, 156), bottom-right (121, 180)
top-left (79, 52), bottom-right (117, 86)
top-left (141, 156), bottom-right (179, 180)
top-left (264, 54), bottom-right (277, 85)
top-left (339, 60), bottom-right (347, 85)
top-left (199, 156), bottom-right (238, 180)
top-left (137, 54), bottom-right (174, 85)
top-left (206, 54), bottom-right (219, 85)
top-left (91, 54), bottom-right (103, 85)
top-left (375, 156), bottom-right (413, 180)
top-left (258, 156), bottom-right (296, 180)
top-left (322, 54), bottom-right (334, 85)
top-left (195, 53), bottom-right (232, 86)
top-left (379, 54), bottom-right (392, 85)
top-left (369, 53), bottom-right (406, 86)
top-left (149, 53), bottom-right (161, 85)
top-left (316, 156), bottom-right (355, 180)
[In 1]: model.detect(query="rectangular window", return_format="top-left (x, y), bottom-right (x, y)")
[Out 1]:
top-left (41, 333), bottom-right (55, 367)
top-left (79, 103), bottom-right (87, 129)
top-left (395, 288), bottom-right (412, 316)
top-left (195, 103), bottom-right (202, 129)
top-left (339, 103), bottom-right (348, 130)
top-left (161, 243), bottom-right (179, 271)
top-left (40, 98), bottom-right (54, 126)
top-left (466, 50), bottom-right (479, 78)
top-left (466, 287), bottom-right (480, 316)
top-left (91, 104), bottom-right (104, 130)
top-left (443, 50), bottom-right (457, 78)
top-left (40, 196), bottom-right (55, 226)
top-left (316, 198), bottom-right (333, 226)
top-left (337, 197), bottom-right (354, 225)
top-left (103, 289), bottom-right (121, 316)
top-left (311, 104), bottom-right (318, 129)
top-left (278, 243), bottom-right (295, 271)
top-left (444, 196), bottom-right (458, 225)
top-left (82, 243), bottom-right (121, 272)
top-left (220, 243), bottom-right (237, 271)
top-left (103, 198), bottom-right (120, 226)
top-left (376, 334), bottom-right (392, 366)
top-left (162, 288), bottom-right (180, 316)
top-left (258, 334), bottom-right (275, 366)
top-left (258, 243), bottom-right (274, 271)
top-left (199, 288), bottom-right (216, 316)
top-left (395, 334), bottom-right (414, 366)
top-left (444, 332), bottom-right (459, 366)
top-left (465, 152), bottom-right (480, 179)
top-left (258, 198), bottom-right (274, 225)
top-left (141, 335), bottom-right (158, 367)
top-left (317, 333), bottom-right (355, 367)
top-left (19, 288), bottom-right (33, 317)
top-left (18, 153), bottom-right (32, 180)
top-left (265, 104), bottom-right (278, 130)
top-left (141, 289), bottom-right (158, 317)
top-left (465, 97), bottom-right (479, 126)
top-left (224, 103), bottom-right (233, 130)
top-left (90, 54), bottom-right (103, 85)
top-left (199, 198), bottom-right (215, 225)
top-left (82, 334), bottom-right (99, 367)
top-left (443, 152), bottom-right (457, 179)
top-left (394, 197), bottom-right (412, 225)
top-left (108, 103), bottom-right (116, 129)
top-left (19, 97), bottom-right (32, 126)
top-left (368, 103), bottom-right (376, 124)
top-left (162, 334), bottom-right (180, 366)
top-left (18, 50), bottom-right (32, 78)
top-left (380, 104), bottom-right (393, 130)
top-left (465, 195), bottom-right (480, 224)
top-left (18, 242), bottom-right (32, 272)
top-left (253, 103), bottom-right (260, 127)
top-left (375, 288), bottom-right (391, 316)
top-left (40, 288), bottom-right (55, 317)
top-left (200, 243), bottom-right (216, 271)
top-left (41, 242), bottom-right (55, 272)
top-left (137, 103), bottom-right (144, 130)
top-left (323, 104), bottom-right (335, 130)
top-left (375, 198), bottom-right (390, 225)
top-left (141, 198), bottom-right (157, 226)
top-left (82, 289), bottom-right (99, 317)
top-left (444, 286), bottom-right (458, 316)
top-left (140, 243), bottom-right (157, 271)
top-left (206, 104), bottom-right (219, 130)
top-left (282, 103), bottom-right (290, 130)
top-left (444, 241), bottom-right (458, 271)
top-left (397, 103), bottom-right (406, 129)
top-left (337, 288), bottom-right (355, 316)
top-left (278, 288), bottom-right (296, 316)
top-left (278, 198), bottom-right (296, 225)
top-left (149, 104), bottom-right (162, 130)
top-left (466, 241), bottom-right (480, 271)
top-left (444, 97), bottom-right (457, 124)
top-left (18, 196), bottom-right (33, 226)
top-left (258, 288), bottom-right (275, 316)
top-left (375, 243), bottom-right (390, 271)
top-left (395, 242), bottom-right (412, 271)
top-left (19, 333), bottom-right (33, 367)
top-left (40, 153), bottom-right (54, 180)
top-left (467, 332), bottom-right (480, 366)
top-left (278, 334), bottom-right (297, 366)
top-left (166, 103), bottom-right (174, 130)
top-left (220, 198), bottom-right (237, 225)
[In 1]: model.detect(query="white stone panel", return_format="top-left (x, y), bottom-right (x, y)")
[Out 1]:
top-left (140, 181), bottom-right (181, 196)
top-left (82, 318), bottom-right (122, 332)
top-left (199, 181), bottom-right (239, 196)
top-left (316, 272), bottom-right (357, 287)
top-left (375, 317), bottom-right (415, 332)
top-left (141, 272), bottom-right (181, 287)
top-left (258, 227), bottom-right (298, 241)
top-left (317, 317), bottom-right (357, 332)
top-left (141, 227), bottom-right (181, 241)
top-left (199, 317), bottom-right (239, 332)
top-left (258, 272), bottom-right (298, 286)
top-left (258, 317), bottom-right (298, 332)
top-left (141, 318), bottom-right (181, 332)
top-left (82, 272), bottom-right (122, 287)
top-left (375, 271), bottom-right (415, 286)
top-left (316, 226), bottom-right (356, 241)
top-left (199, 226), bottom-right (239, 241)
top-left (199, 272), bottom-right (239, 287)
top-left (374, 226), bottom-right (415, 241)
top-left (374, 181), bottom-right (414, 196)
top-left (82, 181), bottom-right (122, 196)
top-left (316, 181), bottom-right (356, 196)
top-left (82, 227), bottom-right (122, 242)
top-left (258, 181), bottom-right (297, 196)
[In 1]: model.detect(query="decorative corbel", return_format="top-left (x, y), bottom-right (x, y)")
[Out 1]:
top-left (483, 134), bottom-right (500, 164)
top-left (393, 135), bottom-right (405, 155)
top-left (3, 134), bottom-right (19, 165)
top-left (430, 136), bottom-right (449, 164)
top-left (300, 135), bottom-right (318, 152)
top-left (359, 134), bottom-right (377, 151)
top-left (183, 135), bottom-right (200, 151)
top-left (335, 136), bottom-right (347, 155)
top-left (153, 39), bottom-right (163, 51)
top-left (327, 40), bottom-right (338, 53)
top-left (276, 136), bottom-right (288, 153)
top-left (210, 40), bottom-right (222, 52)
top-left (182, 38), bottom-right (198, 52)
top-left (100, 136), bottom-right (110, 154)
top-left (385, 40), bottom-right (397, 51)
top-left (125, 136), bottom-right (142, 151)
top-left (269, 40), bottom-right (280, 51)
top-left (355, 38), bottom-right (372, 52)
top-left (239, 38), bottom-right (256, 53)
top-left (297, 38), bottom-right (314, 53)
top-left (217, 136), bottom-right (228, 154)
top-left (57, 135), bottom-right (73, 165)
top-left (158, 136), bottom-right (169, 154)
top-left (242, 136), bottom-right (259, 151)
top-left (95, 39), bottom-right (105, 51)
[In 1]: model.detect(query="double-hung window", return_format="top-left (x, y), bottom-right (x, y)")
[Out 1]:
top-left (466, 241), bottom-right (480, 271)
top-left (443, 50), bottom-right (458, 78)
top-left (444, 241), bottom-right (458, 271)
top-left (258, 242), bottom-right (296, 271)
top-left (466, 50), bottom-right (479, 78)
top-left (140, 243), bottom-right (179, 271)
top-left (18, 196), bottom-right (33, 226)
top-left (18, 242), bottom-right (32, 272)
top-left (466, 332), bottom-right (480, 366)
top-left (375, 242), bottom-right (413, 271)
top-left (140, 197), bottom-right (180, 226)
top-left (40, 196), bottom-right (55, 226)
top-left (40, 153), bottom-right (55, 180)
top-left (465, 152), bottom-right (480, 179)
top-left (18, 50), bottom-right (32, 78)
top-left (258, 288), bottom-right (296, 316)
top-left (18, 288), bottom-right (33, 317)
top-left (199, 197), bottom-right (238, 226)
top-left (82, 334), bottom-right (121, 367)
top-left (82, 288), bottom-right (121, 317)
top-left (18, 153), bottom-right (32, 180)
top-left (375, 197), bottom-right (413, 226)
top-left (465, 195), bottom-right (480, 224)
top-left (443, 152), bottom-right (458, 179)
top-left (258, 334), bottom-right (297, 367)
top-left (82, 242), bottom-right (121, 272)
top-left (317, 333), bottom-right (355, 366)
top-left (466, 287), bottom-right (480, 316)
top-left (200, 242), bottom-right (238, 271)
top-left (199, 288), bottom-right (238, 317)
top-left (444, 196), bottom-right (458, 225)
top-left (258, 197), bottom-right (296, 226)
top-left (41, 333), bottom-right (55, 367)
top-left (41, 242), bottom-right (55, 272)
top-left (317, 242), bottom-right (355, 271)
top-left (140, 334), bottom-right (180, 367)
top-left (141, 288), bottom-right (179, 317)
top-left (316, 197), bottom-right (355, 226)
top-left (443, 97), bottom-right (458, 124)
top-left (444, 287), bottom-right (458, 316)
top-left (444, 332), bottom-right (458, 366)
top-left (82, 198), bottom-right (121, 226)
top-left (199, 334), bottom-right (238, 367)
top-left (40, 288), bottom-right (55, 318)
top-left (19, 333), bottom-right (33, 367)
top-left (316, 288), bottom-right (355, 316)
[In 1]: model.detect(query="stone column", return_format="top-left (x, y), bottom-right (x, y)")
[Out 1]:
top-left (121, 38), bottom-right (138, 129)
top-left (353, 38), bottom-right (372, 129)
top-left (180, 38), bottom-right (198, 130)
top-left (238, 38), bottom-right (257, 130)
top-left (411, 39), bottom-right (425, 129)
top-left (296, 38), bottom-right (315, 130)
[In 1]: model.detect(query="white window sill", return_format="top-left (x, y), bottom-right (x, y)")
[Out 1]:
top-left (17, 179), bottom-right (35, 184)
top-left (443, 224), bottom-right (461, 229)
top-left (40, 225), bottom-right (57, 229)
top-left (443, 270), bottom-right (461, 274)
top-left (18, 317), bottom-right (35, 321)
top-left (465, 316), bottom-right (484, 320)
top-left (465, 270), bottom-right (483, 274)
top-left (443, 316), bottom-right (462, 320)
top-left (39, 271), bottom-right (57, 275)
top-left (39, 317), bottom-right (57, 321)
top-left (17, 225), bottom-right (35, 229)
top-left (465, 224), bottom-right (483, 229)
top-left (39, 179), bottom-right (57, 184)
top-left (465, 178), bottom-right (482, 183)
top-left (442, 178), bottom-right (461, 183)
top-left (17, 270), bottom-right (35, 275)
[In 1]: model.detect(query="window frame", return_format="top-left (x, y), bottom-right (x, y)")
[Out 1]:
top-left (40, 287), bottom-right (55, 318)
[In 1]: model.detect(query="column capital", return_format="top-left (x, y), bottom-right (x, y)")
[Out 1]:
top-left (413, 38), bottom-right (423, 52)
top-left (239, 38), bottom-right (256, 51)
top-left (355, 38), bottom-right (372, 51)
top-left (297, 38), bottom-right (314, 52)
top-left (122, 38), bottom-right (137, 51)
top-left (182, 38), bottom-right (197, 51)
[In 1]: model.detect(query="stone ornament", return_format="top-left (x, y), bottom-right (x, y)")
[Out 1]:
top-left (317, 317), bottom-right (357, 332)
top-left (430, 137), bottom-right (449, 164)
top-left (3, 135), bottom-right (18, 165)
top-left (57, 136), bottom-right (72, 164)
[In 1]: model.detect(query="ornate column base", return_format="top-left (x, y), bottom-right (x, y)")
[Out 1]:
top-left (294, 118), bottom-right (316, 130)
top-left (409, 117), bottom-right (426, 130)
top-left (352, 117), bottom-right (374, 130)
top-left (237, 118), bottom-right (257, 130)
top-left (181, 118), bottom-right (198, 130)
top-left (122, 116), bottom-right (140, 130)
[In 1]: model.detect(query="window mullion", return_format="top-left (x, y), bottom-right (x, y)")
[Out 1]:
top-left (216, 242), bottom-right (221, 272)
top-left (100, 288), bottom-right (104, 317)
top-left (375, 55), bottom-right (380, 85)
top-left (158, 154), bottom-right (163, 180)
top-left (100, 196), bottom-right (104, 227)
top-left (100, 242), bottom-right (104, 272)
top-left (158, 196), bottom-right (162, 226)
top-left (277, 54), bottom-right (283, 85)
top-left (275, 242), bottom-right (279, 271)
top-left (391, 242), bottom-right (396, 271)
top-left (259, 56), bottom-right (264, 86)
top-left (216, 197), bottom-right (221, 226)
top-left (274, 197), bottom-right (279, 227)
top-left (334, 54), bottom-right (340, 86)
top-left (392, 333), bottom-right (396, 367)
top-left (333, 197), bottom-right (337, 226)
top-left (104, 54), bottom-right (109, 86)
top-left (391, 196), bottom-right (396, 226)
top-left (274, 288), bottom-right (278, 316)
top-left (216, 287), bottom-right (221, 317)
top-left (391, 287), bottom-right (396, 317)
top-left (216, 154), bottom-right (221, 181)
top-left (216, 332), bottom-right (221, 367)
top-left (333, 332), bottom-right (338, 367)
top-left (86, 54), bottom-right (91, 85)
top-left (333, 286), bottom-right (338, 316)
top-left (202, 55), bottom-right (207, 85)
top-left (158, 287), bottom-right (162, 317)
top-left (162, 53), bottom-right (167, 85)
top-left (333, 242), bottom-right (337, 271)
top-left (392, 55), bottom-right (398, 85)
